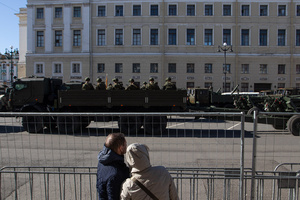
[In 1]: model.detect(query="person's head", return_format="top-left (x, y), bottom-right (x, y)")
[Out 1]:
top-left (166, 77), bottom-right (171, 82)
top-left (143, 81), bottom-right (147, 85)
top-left (149, 77), bottom-right (154, 83)
top-left (113, 78), bottom-right (119, 83)
top-left (85, 77), bottom-right (90, 82)
top-left (125, 143), bottom-right (151, 172)
top-left (129, 78), bottom-right (134, 83)
top-left (105, 133), bottom-right (127, 155)
top-left (97, 78), bottom-right (102, 83)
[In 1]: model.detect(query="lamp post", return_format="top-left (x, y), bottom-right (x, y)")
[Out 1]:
top-left (218, 43), bottom-right (233, 92)
top-left (5, 46), bottom-right (19, 86)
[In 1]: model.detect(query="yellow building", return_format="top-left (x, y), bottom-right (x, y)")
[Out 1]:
top-left (18, 0), bottom-right (300, 92)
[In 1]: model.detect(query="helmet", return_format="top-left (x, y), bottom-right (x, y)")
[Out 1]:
top-left (143, 81), bottom-right (147, 84)
top-left (112, 78), bottom-right (118, 82)
top-left (149, 77), bottom-right (154, 81)
top-left (96, 78), bottom-right (102, 82)
top-left (129, 78), bottom-right (134, 82)
top-left (85, 77), bottom-right (90, 81)
top-left (166, 77), bottom-right (171, 81)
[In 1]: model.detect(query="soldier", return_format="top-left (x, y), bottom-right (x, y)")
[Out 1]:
top-left (112, 78), bottom-right (124, 90)
top-left (140, 81), bottom-right (147, 90)
top-left (106, 83), bottom-right (113, 90)
top-left (126, 79), bottom-right (139, 90)
top-left (146, 78), bottom-right (160, 90)
top-left (82, 77), bottom-right (94, 90)
top-left (163, 77), bottom-right (177, 90)
top-left (95, 78), bottom-right (106, 90)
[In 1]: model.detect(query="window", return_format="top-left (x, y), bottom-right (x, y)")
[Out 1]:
top-left (205, 82), bottom-right (212, 89)
top-left (278, 64), bottom-right (285, 74)
top-left (133, 29), bottom-right (141, 45)
top-left (168, 63), bottom-right (176, 73)
top-left (97, 29), bottom-right (105, 46)
top-left (241, 64), bottom-right (249, 74)
top-left (297, 30), bottom-right (300, 46)
top-left (97, 63), bottom-right (105, 73)
top-left (205, 29), bottom-right (213, 46)
top-left (187, 5), bottom-right (195, 16)
top-left (187, 63), bottom-right (195, 73)
top-left (35, 64), bottom-right (43, 74)
top-left (224, 83), bottom-right (231, 92)
top-left (260, 64), bottom-right (267, 74)
top-left (115, 63), bottom-right (123, 73)
top-left (241, 83), bottom-right (249, 92)
top-left (73, 30), bottom-right (81, 46)
top-left (205, 5), bottom-right (213, 16)
top-left (297, 5), bottom-right (300, 16)
top-left (168, 29), bottom-right (177, 45)
top-left (260, 5), bottom-right (268, 16)
top-left (72, 63), bottom-right (80, 73)
top-left (73, 7), bottom-right (81, 17)
top-left (37, 31), bottom-right (44, 47)
top-left (278, 29), bottom-right (286, 46)
top-left (223, 5), bottom-right (231, 16)
top-left (205, 63), bottom-right (212, 73)
top-left (187, 82), bottom-right (194, 89)
top-left (150, 5), bottom-right (158, 16)
top-left (241, 5), bottom-right (249, 16)
top-left (132, 63), bottom-right (141, 73)
top-left (150, 63), bottom-right (158, 73)
top-left (169, 5), bottom-right (177, 16)
top-left (260, 29), bottom-right (268, 46)
top-left (223, 29), bottom-right (231, 45)
top-left (98, 6), bottom-right (106, 16)
top-left (296, 64), bottom-right (300, 74)
top-left (278, 83), bottom-right (285, 88)
top-left (37, 8), bottom-right (44, 19)
top-left (55, 7), bottom-right (62, 18)
top-left (150, 29), bottom-right (158, 45)
top-left (115, 5), bottom-right (123, 16)
top-left (53, 63), bottom-right (62, 74)
top-left (133, 5), bottom-right (141, 16)
top-left (55, 31), bottom-right (62, 47)
top-left (278, 5), bottom-right (286, 16)
top-left (241, 29), bottom-right (249, 46)
top-left (115, 29), bottom-right (123, 45)
top-left (224, 64), bottom-right (231, 73)
top-left (186, 29), bottom-right (195, 45)
top-left (297, 83), bottom-right (300, 89)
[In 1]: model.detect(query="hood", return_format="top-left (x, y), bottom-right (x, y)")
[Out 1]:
top-left (98, 145), bottom-right (124, 165)
top-left (125, 143), bottom-right (151, 173)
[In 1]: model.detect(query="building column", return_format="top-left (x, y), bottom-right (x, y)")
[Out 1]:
top-left (82, 3), bottom-right (90, 53)
top-left (45, 5), bottom-right (53, 53)
top-left (63, 4), bottom-right (72, 53)
top-left (27, 5), bottom-right (35, 54)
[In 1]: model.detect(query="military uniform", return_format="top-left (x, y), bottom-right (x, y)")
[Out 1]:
top-left (112, 78), bottom-right (124, 90)
top-left (163, 77), bottom-right (176, 90)
top-left (126, 79), bottom-right (139, 90)
top-left (106, 84), bottom-right (113, 90)
top-left (95, 78), bottom-right (106, 90)
top-left (146, 78), bottom-right (160, 90)
top-left (140, 82), bottom-right (147, 90)
top-left (82, 77), bottom-right (94, 90)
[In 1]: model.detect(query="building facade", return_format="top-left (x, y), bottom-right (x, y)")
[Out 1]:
top-left (21, 0), bottom-right (300, 91)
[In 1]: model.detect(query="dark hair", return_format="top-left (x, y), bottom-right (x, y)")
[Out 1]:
top-left (105, 133), bottom-right (126, 153)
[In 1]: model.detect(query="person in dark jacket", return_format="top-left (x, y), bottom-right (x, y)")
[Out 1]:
top-left (97, 133), bottom-right (130, 200)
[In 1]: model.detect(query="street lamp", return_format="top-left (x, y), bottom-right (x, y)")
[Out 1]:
top-left (218, 43), bottom-right (233, 92)
top-left (5, 46), bottom-right (19, 86)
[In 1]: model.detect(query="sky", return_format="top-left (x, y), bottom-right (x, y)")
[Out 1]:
top-left (0, 0), bottom-right (27, 54)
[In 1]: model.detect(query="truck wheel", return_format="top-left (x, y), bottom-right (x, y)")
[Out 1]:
top-left (22, 115), bottom-right (44, 133)
top-left (287, 115), bottom-right (300, 136)
top-left (118, 116), bottom-right (142, 135)
top-left (144, 116), bottom-right (167, 135)
top-left (57, 116), bottom-right (80, 134)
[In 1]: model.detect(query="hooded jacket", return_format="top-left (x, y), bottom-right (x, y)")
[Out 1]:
top-left (97, 145), bottom-right (130, 200)
top-left (120, 143), bottom-right (179, 200)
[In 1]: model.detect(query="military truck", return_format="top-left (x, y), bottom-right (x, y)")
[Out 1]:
top-left (2, 77), bottom-right (186, 134)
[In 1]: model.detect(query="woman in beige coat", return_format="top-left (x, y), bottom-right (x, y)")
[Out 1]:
top-left (120, 143), bottom-right (179, 200)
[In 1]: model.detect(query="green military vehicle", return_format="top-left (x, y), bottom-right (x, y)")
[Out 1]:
top-left (1, 77), bottom-right (186, 134)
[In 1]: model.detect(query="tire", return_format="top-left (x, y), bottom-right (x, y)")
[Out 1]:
top-left (118, 116), bottom-right (142, 135)
top-left (57, 116), bottom-right (80, 134)
top-left (287, 115), bottom-right (300, 136)
top-left (22, 115), bottom-right (44, 133)
top-left (144, 116), bottom-right (167, 135)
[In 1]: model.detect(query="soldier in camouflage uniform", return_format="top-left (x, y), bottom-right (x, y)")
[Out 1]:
top-left (82, 77), bottom-right (94, 90)
top-left (95, 78), bottom-right (106, 90)
top-left (146, 78), bottom-right (160, 90)
top-left (106, 83), bottom-right (113, 90)
top-left (126, 79), bottom-right (139, 90)
top-left (112, 78), bottom-right (124, 90)
top-left (140, 82), bottom-right (147, 90)
top-left (163, 77), bottom-right (177, 90)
